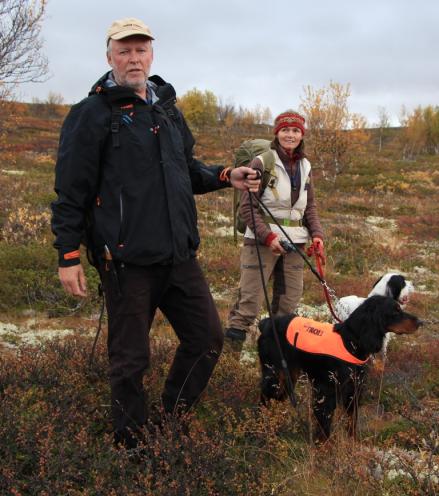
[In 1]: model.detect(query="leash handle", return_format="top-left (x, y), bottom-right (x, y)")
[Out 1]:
top-left (306, 241), bottom-right (326, 274)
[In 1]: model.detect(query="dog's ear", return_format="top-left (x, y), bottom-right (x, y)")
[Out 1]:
top-left (344, 295), bottom-right (387, 354)
top-left (386, 275), bottom-right (405, 300)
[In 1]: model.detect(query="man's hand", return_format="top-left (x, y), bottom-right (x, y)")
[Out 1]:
top-left (230, 166), bottom-right (261, 192)
top-left (59, 264), bottom-right (88, 297)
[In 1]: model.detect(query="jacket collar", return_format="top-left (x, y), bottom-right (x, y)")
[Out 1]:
top-left (89, 71), bottom-right (176, 108)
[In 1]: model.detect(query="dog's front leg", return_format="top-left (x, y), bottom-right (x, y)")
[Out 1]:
top-left (343, 368), bottom-right (365, 440)
top-left (260, 363), bottom-right (286, 404)
top-left (312, 383), bottom-right (336, 444)
top-left (346, 405), bottom-right (359, 439)
top-left (343, 388), bottom-right (360, 439)
top-left (260, 366), bottom-right (299, 405)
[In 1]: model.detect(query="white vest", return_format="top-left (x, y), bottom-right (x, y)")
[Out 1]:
top-left (244, 150), bottom-right (311, 243)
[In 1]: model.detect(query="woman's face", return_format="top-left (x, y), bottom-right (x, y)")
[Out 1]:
top-left (276, 126), bottom-right (303, 152)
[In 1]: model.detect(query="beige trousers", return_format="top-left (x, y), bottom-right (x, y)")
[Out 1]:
top-left (227, 244), bottom-right (304, 333)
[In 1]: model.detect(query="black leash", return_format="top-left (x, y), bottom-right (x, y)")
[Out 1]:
top-left (249, 192), bottom-right (297, 408)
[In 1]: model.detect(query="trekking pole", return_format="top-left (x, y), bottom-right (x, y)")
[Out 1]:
top-left (88, 286), bottom-right (105, 369)
top-left (249, 191), bottom-right (297, 408)
top-left (89, 245), bottom-right (118, 369)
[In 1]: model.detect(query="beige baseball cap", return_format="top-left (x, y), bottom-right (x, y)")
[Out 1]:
top-left (107, 17), bottom-right (155, 42)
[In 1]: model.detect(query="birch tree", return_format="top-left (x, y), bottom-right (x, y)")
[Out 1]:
top-left (300, 82), bottom-right (369, 181)
top-left (0, 0), bottom-right (48, 98)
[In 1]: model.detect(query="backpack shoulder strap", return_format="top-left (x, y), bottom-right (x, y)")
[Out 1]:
top-left (149, 75), bottom-right (180, 123)
top-left (159, 97), bottom-right (178, 120)
top-left (110, 103), bottom-right (122, 148)
top-left (259, 149), bottom-right (277, 194)
top-left (259, 149), bottom-right (276, 171)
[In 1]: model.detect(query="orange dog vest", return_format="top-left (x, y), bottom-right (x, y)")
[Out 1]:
top-left (286, 317), bottom-right (368, 365)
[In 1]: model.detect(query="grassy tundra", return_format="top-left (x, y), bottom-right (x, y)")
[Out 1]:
top-left (0, 104), bottom-right (438, 495)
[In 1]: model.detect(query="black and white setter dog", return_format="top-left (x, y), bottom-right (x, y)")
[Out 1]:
top-left (335, 272), bottom-right (414, 322)
top-left (258, 296), bottom-right (422, 443)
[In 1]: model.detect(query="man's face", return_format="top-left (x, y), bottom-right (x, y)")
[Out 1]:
top-left (107, 36), bottom-right (153, 93)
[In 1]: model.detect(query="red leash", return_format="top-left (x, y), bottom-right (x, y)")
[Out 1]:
top-left (251, 196), bottom-right (344, 323)
top-left (306, 245), bottom-right (343, 323)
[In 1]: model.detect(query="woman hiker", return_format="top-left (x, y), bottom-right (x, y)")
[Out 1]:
top-left (224, 110), bottom-right (325, 352)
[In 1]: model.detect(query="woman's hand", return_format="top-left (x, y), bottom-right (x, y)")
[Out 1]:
top-left (309, 237), bottom-right (325, 265)
top-left (268, 235), bottom-right (287, 256)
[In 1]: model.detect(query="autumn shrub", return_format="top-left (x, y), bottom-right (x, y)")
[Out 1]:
top-left (0, 242), bottom-right (100, 315)
top-left (2, 205), bottom-right (51, 244)
top-left (326, 226), bottom-right (393, 276)
top-left (2, 332), bottom-right (437, 495)
top-left (400, 105), bottom-right (439, 158)
top-left (0, 336), bottom-right (303, 495)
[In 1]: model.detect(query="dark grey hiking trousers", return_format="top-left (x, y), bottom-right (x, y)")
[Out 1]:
top-left (101, 257), bottom-right (223, 447)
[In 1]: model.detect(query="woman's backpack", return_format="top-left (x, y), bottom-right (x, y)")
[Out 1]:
top-left (233, 139), bottom-right (276, 243)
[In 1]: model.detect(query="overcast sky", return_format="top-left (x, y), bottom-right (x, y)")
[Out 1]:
top-left (17, 0), bottom-right (439, 126)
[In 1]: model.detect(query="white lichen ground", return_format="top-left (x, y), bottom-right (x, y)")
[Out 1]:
top-left (366, 446), bottom-right (439, 487)
top-left (0, 316), bottom-right (100, 349)
top-left (0, 320), bottom-right (75, 348)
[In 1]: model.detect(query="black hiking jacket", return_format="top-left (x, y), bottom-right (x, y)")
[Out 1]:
top-left (52, 73), bottom-right (229, 267)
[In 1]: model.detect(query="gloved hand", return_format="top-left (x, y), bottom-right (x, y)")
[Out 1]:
top-left (307, 237), bottom-right (326, 266)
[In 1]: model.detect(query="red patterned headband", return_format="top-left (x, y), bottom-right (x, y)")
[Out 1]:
top-left (274, 112), bottom-right (306, 135)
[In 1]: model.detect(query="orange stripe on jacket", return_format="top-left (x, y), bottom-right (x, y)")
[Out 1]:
top-left (63, 250), bottom-right (80, 260)
top-left (286, 317), bottom-right (368, 365)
